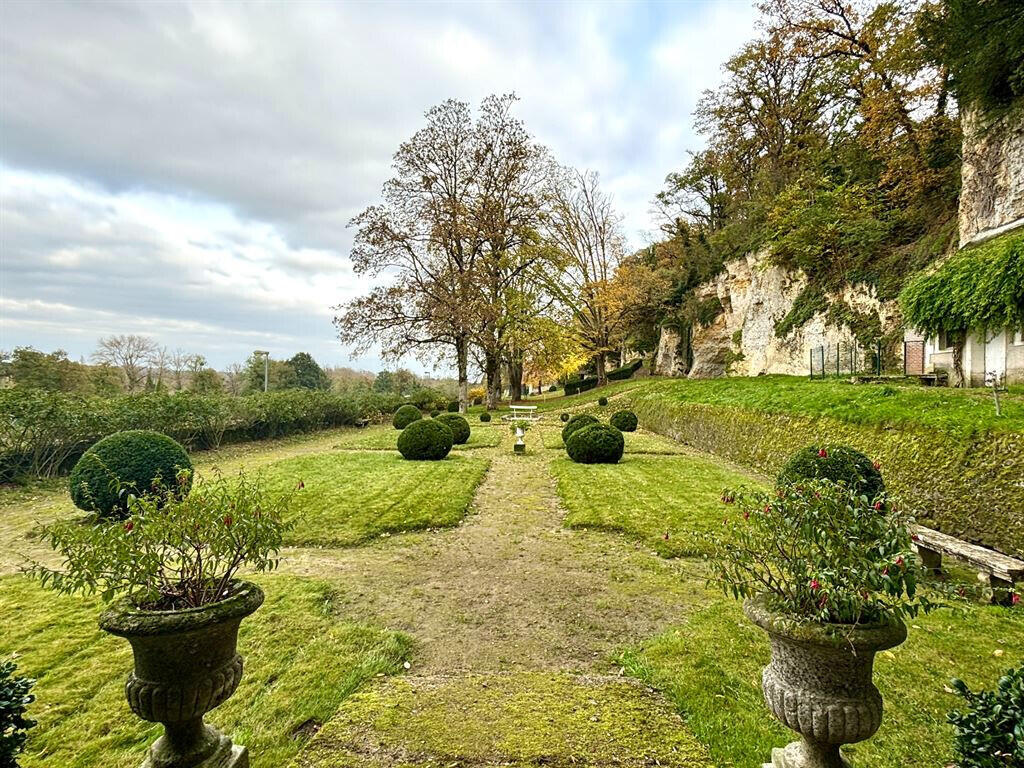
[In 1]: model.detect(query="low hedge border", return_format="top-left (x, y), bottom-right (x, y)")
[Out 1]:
top-left (629, 393), bottom-right (1024, 557)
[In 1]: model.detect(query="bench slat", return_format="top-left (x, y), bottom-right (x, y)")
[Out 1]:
top-left (913, 526), bottom-right (1024, 581)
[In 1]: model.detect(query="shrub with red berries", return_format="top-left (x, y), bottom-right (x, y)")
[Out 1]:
top-left (777, 444), bottom-right (885, 500)
top-left (702, 479), bottom-right (942, 625)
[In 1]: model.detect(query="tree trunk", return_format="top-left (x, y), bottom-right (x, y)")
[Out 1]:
top-left (484, 350), bottom-right (501, 410)
top-left (951, 339), bottom-right (965, 388)
top-left (596, 351), bottom-right (608, 387)
top-left (509, 359), bottom-right (523, 402)
top-left (457, 336), bottom-right (469, 412)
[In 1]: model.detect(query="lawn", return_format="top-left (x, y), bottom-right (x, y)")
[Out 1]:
top-left (632, 375), bottom-right (1024, 436)
top-left (551, 453), bottom-right (760, 557)
top-left (332, 424), bottom-right (503, 451)
top-left (540, 426), bottom-right (688, 454)
top-left (0, 572), bottom-right (412, 768)
top-left (260, 450), bottom-right (490, 547)
top-left (619, 593), bottom-right (1024, 768)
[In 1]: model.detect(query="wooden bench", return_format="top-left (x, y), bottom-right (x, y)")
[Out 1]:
top-left (354, 418), bottom-right (370, 428)
top-left (912, 526), bottom-right (1024, 605)
top-left (915, 372), bottom-right (948, 387)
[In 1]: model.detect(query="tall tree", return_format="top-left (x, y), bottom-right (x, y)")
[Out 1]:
top-left (92, 334), bottom-right (158, 393)
top-left (287, 352), bottom-right (330, 390)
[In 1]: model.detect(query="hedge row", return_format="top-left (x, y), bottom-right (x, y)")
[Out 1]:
top-left (628, 392), bottom-right (1024, 558)
top-left (564, 377), bottom-right (598, 396)
top-left (607, 359), bottom-right (644, 381)
top-left (0, 388), bottom-right (404, 481)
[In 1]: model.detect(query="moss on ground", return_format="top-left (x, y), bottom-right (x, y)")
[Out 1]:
top-left (294, 673), bottom-right (708, 767)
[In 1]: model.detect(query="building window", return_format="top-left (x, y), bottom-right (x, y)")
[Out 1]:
top-left (935, 330), bottom-right (954, 352)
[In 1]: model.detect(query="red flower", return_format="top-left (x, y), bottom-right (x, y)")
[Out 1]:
top-left (763, 504), bottom-right (771, 513)
top-left (873, 501), bottom-right (883, 511)
top-left (872, 461), bottom-right (881, 471)
top-left (810, 579), bottom-right (821, 592)
top-left (1012, 593), bottom-right (1021, 606)
top-left (743, 510), bottom-right (750, 521)
top-left (882, 566), bottom-right (889, 576)
top-left (911, 533), bottom-right (920, 542)
top-left (123, 521), bottom-right (134, 532)
top-left (817, 448), bottom-right (828, 458)
top-left (224, 515), bottom-right (233, 528)
top-left (895, 556), bottom-right (905, 568)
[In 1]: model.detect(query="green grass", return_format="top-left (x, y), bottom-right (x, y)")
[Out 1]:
top-left (258, 450), bottom-right (490, 548)
top-left (634, 375), bottom-right (1024, 435)
top-left (332, 424), bottom-right (502, 451)
top-left (1, 572), bottom-right (412, 768)
top-left (551, 454), bottom-right (759, 557)
top-left (619, 595), bottom-right (1024, 768)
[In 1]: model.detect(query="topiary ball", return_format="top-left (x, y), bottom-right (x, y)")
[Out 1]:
top-left (560, 413), bottom-right (570, 423)
top-left (435, 413), bottom-right (470, 444)
top-left (609, 410), bottom-right (638, 432)
top-left (393, 404), bottom-right (422, 430)
top-left (397, 419), bottom-right (453, 460)
top-left (566, 424), bottom-right (624, 464)
top-left (480, 412), bottom-right (492, 423)
top-left (446, 400), bottom-right (459, 413)
top-left (561, 413), bottom-right (599, 445)
top-left (598, 396), bottom-right (608, 406)
top-left (69, 430), bottom-right (193, 518)
top-left (777, 444), bottom-right (885, 499)
top-left (430, 410), bottom-right (440, 418)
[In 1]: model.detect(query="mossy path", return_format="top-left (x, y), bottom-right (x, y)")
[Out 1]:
top-left (287, 434), bottom-right (711, 767)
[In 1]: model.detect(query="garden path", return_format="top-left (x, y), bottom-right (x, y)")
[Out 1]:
top-left (286, 428), bottom-right (712, 768)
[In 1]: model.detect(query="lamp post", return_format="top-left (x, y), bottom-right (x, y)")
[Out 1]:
top-left (254, 350), bottom-right (269, 392)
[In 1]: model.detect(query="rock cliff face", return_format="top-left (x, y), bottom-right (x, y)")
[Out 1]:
top-left (959, 109), bottom-right (1024, 246)
top-left (654, 251), bottom-right (901, 378)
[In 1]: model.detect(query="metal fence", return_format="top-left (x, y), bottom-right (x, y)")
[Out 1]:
top-left (809, 340), bottom-right (891, 378)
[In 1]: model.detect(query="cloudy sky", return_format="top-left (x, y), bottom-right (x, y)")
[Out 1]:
top-left (0, 0), bottom-right (757, 373)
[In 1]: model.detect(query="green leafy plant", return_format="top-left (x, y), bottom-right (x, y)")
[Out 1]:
top-left (430, 409), bottom-right (440, 418)
top-left (397, 419), bottom-right (453, 461)
top-left (566, 423), bottom-right (624, 464)
top-left (0, 658), bottom-right (35, 767)
top-left (598, 396), bottom-right (609, 407)
top-left (69, 430), bottom-right (194, 518)
top-left (392, 404), bottom-right (422, 430)
top-left (480, 412), bottom-right (492, 423)
top-left (435, 413), bottom-right (470, 445)
top-left (948, 664), bottom-right (1024, 767)
top-left (778, 444), bottom-right (884, 499)
top-left (561, 413), bottom-right (599, 444)
top-left (34, 471), bottom-right (292, 609)
top-left (609, 410), bottom-right (638, 432)
top-left (702, 480), bottom-right (940, 625)
top-left (446, 400), bottom-right (459, 413)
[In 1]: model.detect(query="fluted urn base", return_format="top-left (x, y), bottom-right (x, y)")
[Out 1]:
top-left (139, 720), bottom-right (248, 768)
top-left (764, 738), bottom-right (851, 768)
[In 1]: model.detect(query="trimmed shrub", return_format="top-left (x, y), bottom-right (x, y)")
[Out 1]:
top-left (598, 396), bottom-right (608, 406)
top-left (393, 404), bottom-right (422, 430)
top-left (778, 444), bottom-right (884, 499)
top-left (446, 400), bottom-right (459, 413)
top-left (610, 410), bottom-right (638, 432)
top-left (566, 423), bottom-right (624, 464)
top-left (607, 359), bottom-right (644, 381)
top-left (435, 413), bottom-right (470, 444)
top-left (0, 658), bottom-right (35, 765)
top-left (564, 377), bottom-right (598, 396)
top-left (948, 664), bottom-right (1024, 768)
top-left (480, 412), bottom-right (492, 423)
top-left (69, 430), bottom-right (193, 518)
top-left (560, 413), bottom-right (570, 423)
top-left (561, 413), bottom-right (599, 445)
top-left (397, 419), bottom-right (453, 461)
top-left (548, 385), bottom-right (557, 392)
top-left (430, 410), bottom-right (440, 418)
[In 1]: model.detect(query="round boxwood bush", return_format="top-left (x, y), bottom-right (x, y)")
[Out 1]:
top-left (560, 413), bottom-right (570, 423)
top-left (393, 404), bottom-right (422, 430)
top-left (598, 396), bottom-right (608, 406)
top-left (435, 413), bottom-right (470, 444)
top-left (480, 412), bottom-right (492, 423)
top-left (69, 430), bottom-right (193, 518)
top-left (446, 400), bottom-right (459, 413)
top-left (397, 419), bottom-right (453, 460)
top-left (561, 413), bottom-right (599, 445)
top-left (609, 410), bottom-right (638, 432)
top-left (566, 423), bottom-right (624, 464)
top-left (777, 444), bottom-right (885, 499)
top-left (430, 409), bottom-right (440, 418)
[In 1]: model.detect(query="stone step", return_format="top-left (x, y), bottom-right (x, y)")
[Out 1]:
top-left (290, 672), bottom-right (710, 768)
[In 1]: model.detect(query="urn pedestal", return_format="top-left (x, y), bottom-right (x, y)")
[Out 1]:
top-left (743, 598), bottom-right (907, 768)
top-left (100, 582), bottom-right (265, 768)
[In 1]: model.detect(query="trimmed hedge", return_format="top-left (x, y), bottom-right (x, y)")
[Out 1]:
top-left (629, 391), bottom-right (1024, 557)
top-left (480, 412), bottom-right (492, 423)
top-left (598, 396), bottom-right (608, 406)
top-left (566, 423), bottom-right (624, 464)
top-left (564, 377), bottom-right (598, 396)
top-left (561, 414), bottom-right (599, 445)
top-left (397, 419), bottom-right (453, 461)
top-left (447, 400), bottom-right (459, 413)
top-left (560, 413), bottom-right (570, 423)
top-left (69, 430), bottom-right (193, 518)
top-left (430, 410), bottom-right (440, 418)
top-left (435, 413), bottom-right (470, 444)
top-left (393, 404), bottom-right (422, 430)
top-left (609, 410), bottom-right (638, 432)
top-left (778, 444), bottom-right (884, 499)
top-left (607, 359), bottom-right (644, 381)
top-left (0, 388), bottom-right (386, 482)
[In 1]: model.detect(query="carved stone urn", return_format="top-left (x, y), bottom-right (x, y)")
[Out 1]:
top-left (743, 597), bottom-right (907, 768)
top-left (99, 581), bottom-right (265, 768)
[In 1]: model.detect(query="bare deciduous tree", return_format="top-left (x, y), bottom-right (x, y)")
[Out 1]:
top-left (92, 334), bottom-right (158, 393)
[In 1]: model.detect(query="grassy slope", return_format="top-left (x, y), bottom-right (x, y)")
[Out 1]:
top-left (633, 376), bottom-right (1024, 435)
top-left (1, 572), bottom-right (411, 768)
top-left (261, 450), bottom-right (490, 547)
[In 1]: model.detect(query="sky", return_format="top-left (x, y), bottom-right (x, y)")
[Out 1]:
top-left (0, 0), bottom-right (758, 374)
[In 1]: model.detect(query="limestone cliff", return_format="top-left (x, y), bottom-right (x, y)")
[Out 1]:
top-left (959, 108), bottom-right (1024, 246)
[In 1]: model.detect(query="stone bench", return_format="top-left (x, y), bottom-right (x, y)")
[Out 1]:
top-left (913, 526), bottom-right (1024, 605)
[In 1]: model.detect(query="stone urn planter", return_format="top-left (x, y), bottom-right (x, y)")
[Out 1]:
top-left (99, 581), bottom-right (265, 768)
top-left (744, 597), bottom-right (907, 768)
